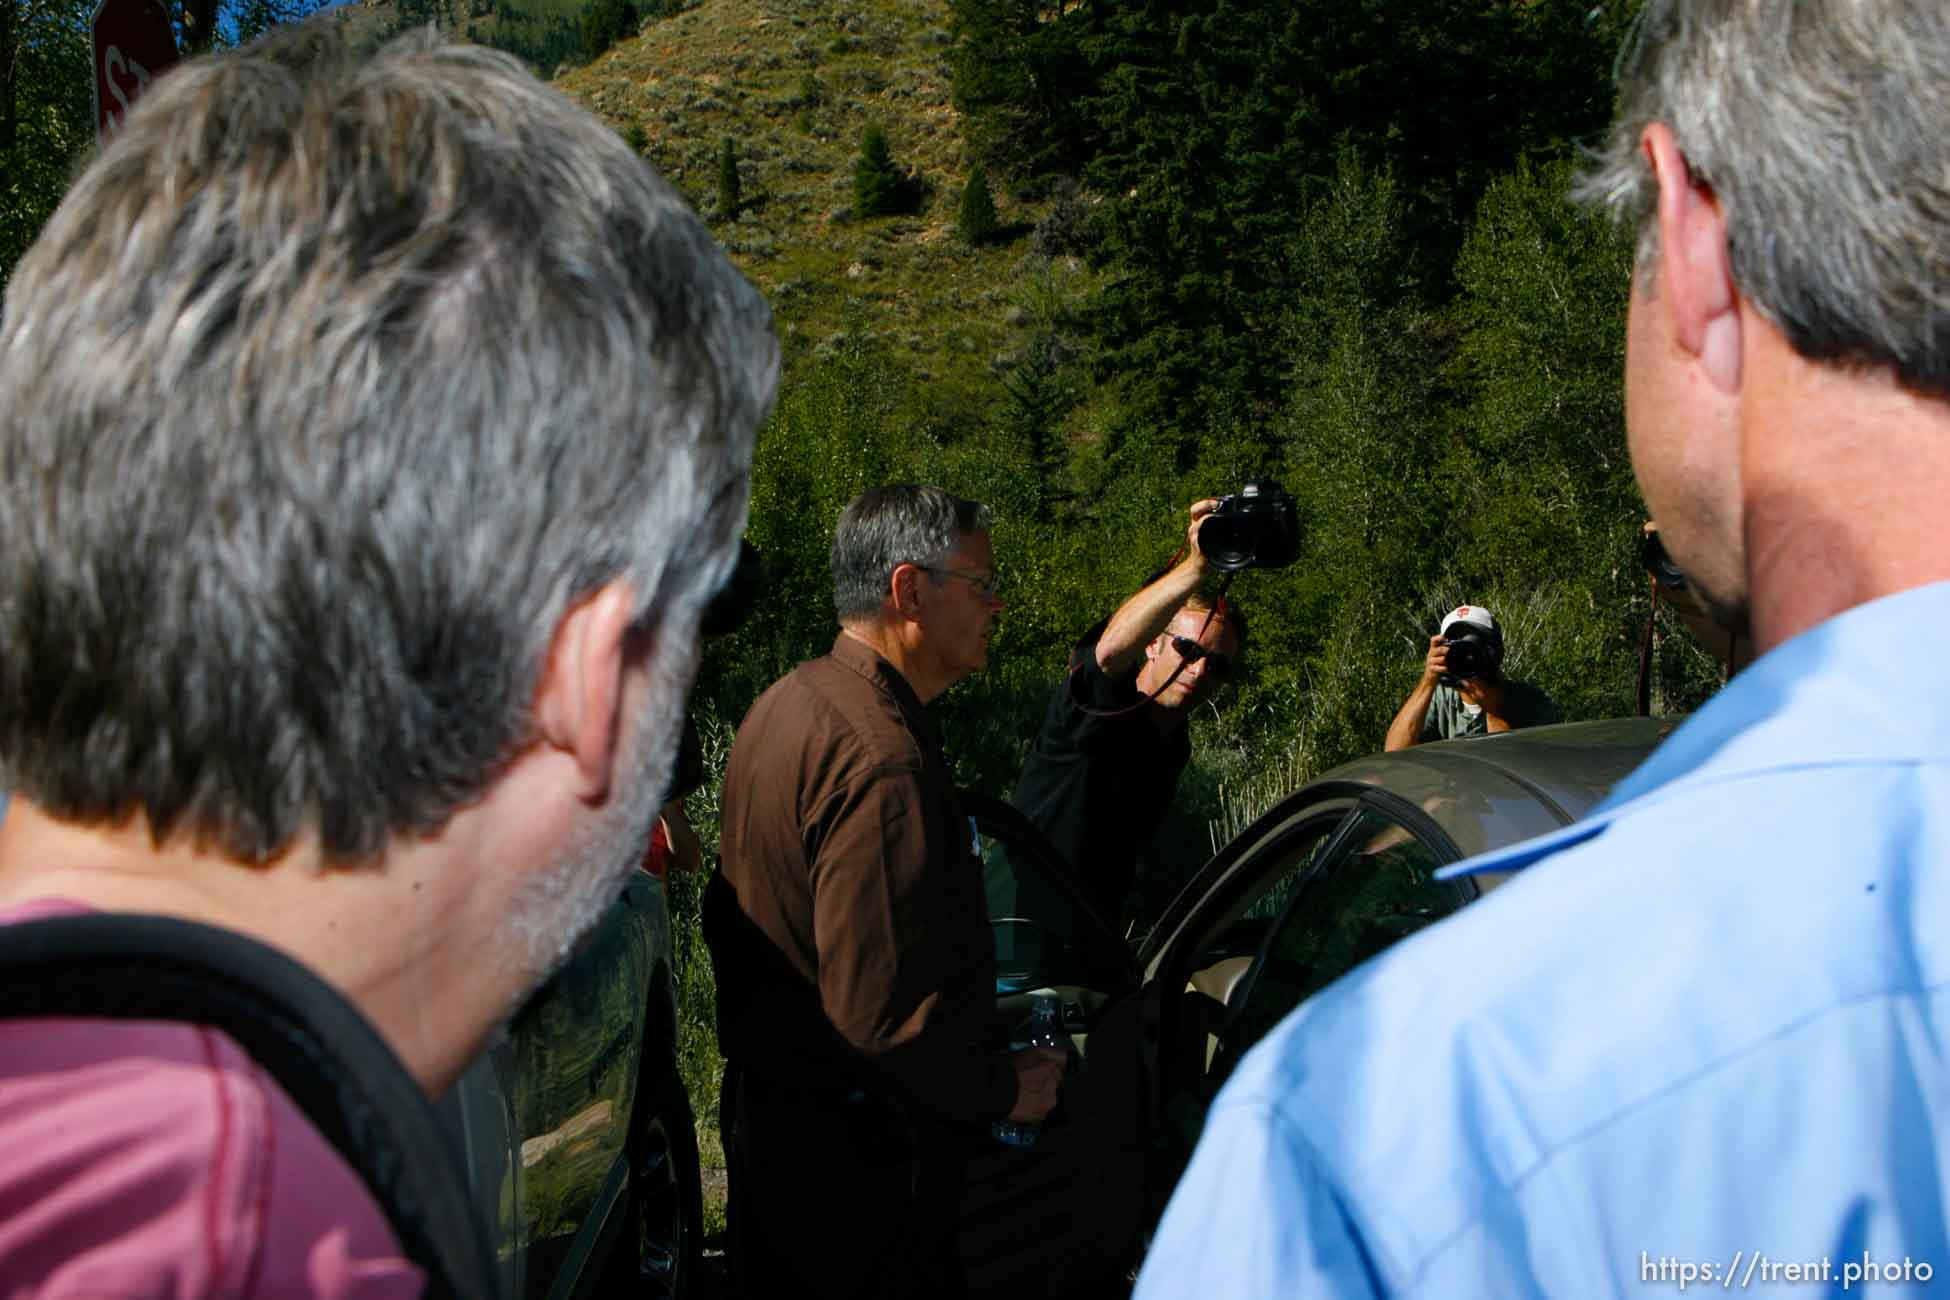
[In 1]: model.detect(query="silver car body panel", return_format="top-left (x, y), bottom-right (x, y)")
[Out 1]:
top-left (1137, 717), bottom-right (1675, 975)
top-left (1316, 716), bottom-right (1676, 862)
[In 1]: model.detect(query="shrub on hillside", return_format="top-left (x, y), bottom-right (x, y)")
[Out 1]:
top-left (957, 166), bottom-right (999, 246)
top-left (1030, 176), bottom-right (1094, 256)
top-left (852, 123), bottom-right (904, 217)
top-left (717, 136), bottom-right (741, 219)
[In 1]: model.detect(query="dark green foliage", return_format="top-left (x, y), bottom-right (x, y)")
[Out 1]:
top-left (957, 165), bottom-right (999, 246)
top-left (696, 334), bottom-right (912, 713)
top-left (716, 136), bottom-right (741, 219)
top-left (481, 5), bottom-right (584, 74)
top-left (948, 0), bottom-right (1102, 181)
top-left (998, 333), bottom-right (1079, 504)
top-left (947, 0), bottom-right (1631, 452)
top-left (3, 0), bottom-right (91, 295)
top-left (852, 123), bottom-right (903, 218)
top-left (581, 0), bottom-right (636, 62)
top-left (624, 122), bottom-right (649, 154)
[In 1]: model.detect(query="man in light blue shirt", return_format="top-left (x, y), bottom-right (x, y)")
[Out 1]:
top-left (1137, 1), bottom-right (1950, 1295)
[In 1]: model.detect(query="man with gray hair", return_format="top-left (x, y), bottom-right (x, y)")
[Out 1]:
top-left (706, 484), bottom-right (1064, 1298)
top-left (1138, 1), bottom-right (1950, 1294)
top-left (0, 22), bottom-right (775, 1296)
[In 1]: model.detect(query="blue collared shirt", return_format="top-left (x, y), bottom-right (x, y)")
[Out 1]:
top-left (1135, 581), bottom-right (1950, 1298)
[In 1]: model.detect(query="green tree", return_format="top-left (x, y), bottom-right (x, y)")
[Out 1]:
top-left (948, 0), bottom-right (1102, 181)
top-left (1067, 0), bottom-right (1629, 450)
top-left (4, 0), bottom-right (98, 293)
top-left (581, 0), bottom-right (636, 61)
top-left (716, 135), bottom-right (740, 219)
top-left (470, 3), bottom-right (582, 74)
top-left (956, 165), bottom-right (998, 245)
top-left (852, 123), bottom-right (902, 218)
top-left (997, 332), bottom-right (1078, 505)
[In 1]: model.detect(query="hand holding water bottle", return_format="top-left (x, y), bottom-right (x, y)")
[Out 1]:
top-left (994, 995), bottom-right (1075, 1146)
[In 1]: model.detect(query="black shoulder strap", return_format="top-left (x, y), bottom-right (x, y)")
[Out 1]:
top-left (0, 913), bottom-right (502, 1300)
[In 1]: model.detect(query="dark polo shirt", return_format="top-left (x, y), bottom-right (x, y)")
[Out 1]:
top-left (709, 632), bottom-right (1016, 1128)
top-left (1010, 623), bottom-right (1192, 926)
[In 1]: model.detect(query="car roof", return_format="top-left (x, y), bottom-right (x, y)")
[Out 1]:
top-left (1309, 716), bottom-right (1677, 861)
top-left (1135, 717), bottom-right (1678, 971)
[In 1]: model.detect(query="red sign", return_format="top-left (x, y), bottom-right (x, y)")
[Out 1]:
top-left (91, 0), bottom-right (180, 140)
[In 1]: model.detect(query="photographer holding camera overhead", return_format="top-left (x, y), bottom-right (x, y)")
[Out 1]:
top-left (1383, 603), bottom-right (1558, 751)
top-left (1013, 484), bottom-right (1295, 930)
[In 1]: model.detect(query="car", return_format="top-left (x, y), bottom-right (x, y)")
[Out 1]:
top-left (439, 867), bottom-right (703, 1300)
top-left (967, 716), bottom-right (1675, 1269)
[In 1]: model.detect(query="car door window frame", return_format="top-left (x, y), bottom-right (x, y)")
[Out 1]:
top-left (1215, 793), bottom-right (1472, 1073)
top-left (1141, 783), bottom-right (1479, 1109)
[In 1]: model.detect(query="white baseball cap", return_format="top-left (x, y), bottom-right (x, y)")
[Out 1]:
top-left (1439, 604), bottom-right (1498, 638)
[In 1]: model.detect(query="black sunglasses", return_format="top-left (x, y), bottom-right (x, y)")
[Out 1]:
top-left (1169, 634), bottom-right (1233, 679)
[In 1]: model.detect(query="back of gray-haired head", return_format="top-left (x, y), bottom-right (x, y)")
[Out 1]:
top-left (1577, 0), bottom-right (1950, 399)
top-left (0, 23), bottom-right (779, 863)
top-left (831, 486), bottom-right (991, 623)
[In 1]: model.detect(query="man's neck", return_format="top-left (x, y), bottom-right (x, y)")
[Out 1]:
top-left (840, 620), bottom-right (946, 703)
top-left (0, 801), bottom-right (507, 1094)
top-left (1741, 347), bottom-right (1950, 652)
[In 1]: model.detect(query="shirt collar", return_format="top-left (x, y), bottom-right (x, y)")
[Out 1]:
top-left (1440, 579), bottom-right (1950, 879)
top-left (828, 631), bottom-right (937, 738)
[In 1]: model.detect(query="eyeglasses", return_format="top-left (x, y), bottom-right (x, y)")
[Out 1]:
top-left (917, 565), bottom-right (1001, 600)
top-left (1169, 634), bottom-right (1233, 679)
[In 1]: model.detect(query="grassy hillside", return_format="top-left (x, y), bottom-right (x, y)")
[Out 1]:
top-left (556, 0), bottom-right (1090, 420)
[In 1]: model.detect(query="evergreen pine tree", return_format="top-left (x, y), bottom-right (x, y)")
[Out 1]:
top-left (717, 136), bottom-right (741, 219)
top-left (580, 0), bottom-right (636, 61)
top-left (956, 166), bottom-right (998, 246)
top-left (852, 124), bottom-right (901, 218)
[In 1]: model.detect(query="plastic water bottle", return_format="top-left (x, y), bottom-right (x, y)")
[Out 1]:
top-left (991, 994), bottom-right (1074, 1148)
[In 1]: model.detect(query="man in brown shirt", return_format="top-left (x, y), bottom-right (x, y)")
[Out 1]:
top-left (706, 485), bottom-right (1063, 1299)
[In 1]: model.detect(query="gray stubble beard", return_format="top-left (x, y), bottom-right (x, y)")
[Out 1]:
top-left (495, 678), bottom-right (684, 1016)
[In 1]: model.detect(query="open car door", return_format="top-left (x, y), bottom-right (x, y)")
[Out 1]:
top-left (1130, 783), bottom-right (1492, 1231)
top-left (958, 793), bottom-right (1149, 1295)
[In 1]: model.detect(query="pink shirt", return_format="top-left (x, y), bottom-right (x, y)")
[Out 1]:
top-left (0, 899), bottom-right (424, 1299)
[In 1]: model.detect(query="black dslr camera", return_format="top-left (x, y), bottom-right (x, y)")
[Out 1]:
top-left (1198, 478), bottom-right (1300, 573)
top-left (1439, 629), bottom-right (1498, 686)
top-left (1640, 527), bottom-right (1689, 592)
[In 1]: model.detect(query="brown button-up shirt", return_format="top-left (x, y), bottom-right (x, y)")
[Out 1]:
top-left (710, 633), bottom-right (1016, 1127)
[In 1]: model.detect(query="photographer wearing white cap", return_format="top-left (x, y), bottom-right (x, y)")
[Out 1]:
top-left (1383, 604), bottom-right (1557, 751)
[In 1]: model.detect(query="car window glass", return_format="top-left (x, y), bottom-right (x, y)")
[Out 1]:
top-left (1173, 811), bottom-right (1347, 984)
top-left (508, 900), bottom-right (642, 1293)
top-left (1222, 806), bottom-right (1465, 1068)
top-left (973, 807), bottom-right (1130, 996)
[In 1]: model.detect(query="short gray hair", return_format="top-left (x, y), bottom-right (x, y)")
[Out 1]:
top-left (0, 24), bottom-right (778, 862)
top-left (1575, 0), bottom-right (1950, 398)
top-left (831, 485), bottom-right (991, 623)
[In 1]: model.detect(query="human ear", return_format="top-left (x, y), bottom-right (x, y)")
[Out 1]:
top-left (1644, 123), bottom-right (1742, 393)
top-left (531, 581), bottom-right (638, 803)
top-left (889, 563), bottom-right (927, 620)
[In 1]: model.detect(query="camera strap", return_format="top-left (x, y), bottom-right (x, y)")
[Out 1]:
top-left (0, 912), bottom-right (502, 1300)
top-left (1636, 573), bottom-right (1661, 717)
